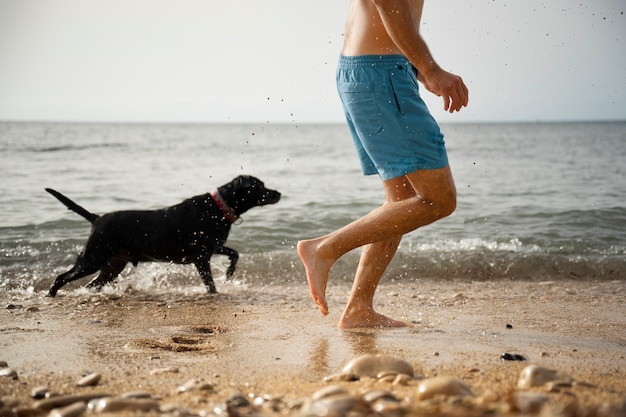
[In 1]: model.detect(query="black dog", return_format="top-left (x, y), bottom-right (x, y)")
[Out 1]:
top-left (46, 175), bottom-right (281, 296)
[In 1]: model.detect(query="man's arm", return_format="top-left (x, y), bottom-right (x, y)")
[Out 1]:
top-left (371, 0), bottom-right (469, 112)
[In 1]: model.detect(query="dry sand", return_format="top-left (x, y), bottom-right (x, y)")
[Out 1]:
top-left (1, 278), bottom-right (625, 415)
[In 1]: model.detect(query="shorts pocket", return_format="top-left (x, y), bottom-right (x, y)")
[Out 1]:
top-left (388, 67), bottom-right (420, 116)
top-left (338, 82), bottom-right (383, 136)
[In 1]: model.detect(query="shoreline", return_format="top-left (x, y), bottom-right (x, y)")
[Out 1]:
top-left (2, 278), bottom-right (625, 415)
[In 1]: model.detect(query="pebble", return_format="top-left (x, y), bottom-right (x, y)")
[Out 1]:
top-left (252, 394), bottom-right (282, 410)
top-left (302, 394), bottom-right (360, 417)
top-left (545, 380), bottom-right (573, 392)
top-left (371, 399), bottom-right (404, 416)
top-left (120, 391), bottom-right (154, 399)
top-left (512, 391), bottom-right (549, 414)
top-left (34, 393), bottom-right (112, 411)
top-left (377, 374), bottom-right (397, 383)
top-left (176, 378), bottom-right (214, 393)
top-left (302, 385), bottom-right (373, 416)
top-left (342, 354), bottom-right (414, 378)
top-left (159, 402), bottom-right (191, 415)
top-left (30, 386), bottom-right (49, 399)
top-left (392, 373), bottom-right (412, 386)
top-left (76, 372), bottom-right (101, 387)
top-left (2, 355), bottom-right (622, 417)
top-left (311, 385), bottom-right (348, 401)
top-left (89, 397), bottom-right (159, 413)
top-left (225, 394), bottom-right (250, 409)
top-left (361, 389), bottom-right (397, 403)
top-left (149, 366), bottom-right (179, 375)
top-left (417, 376), bottom-right (472, 400)
top-left (517, 365), bottom-right (573, 389)
top-left (501, 352), bottom-right (526, 361)
top-left (48, 401), bottom-right (87, 417)
top-left (323, 372), bottom-right (358, 382)
top-left (14, 406), bottom-right (44, 416)
top-left (0, 368), bottom-right (17, 379)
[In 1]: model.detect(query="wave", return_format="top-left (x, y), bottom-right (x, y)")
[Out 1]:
top-left (2, 237), bottom-right (624, 296)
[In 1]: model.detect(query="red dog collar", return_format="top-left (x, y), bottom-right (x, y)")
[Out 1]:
top-left (210, 191), bottom-right (238, 223)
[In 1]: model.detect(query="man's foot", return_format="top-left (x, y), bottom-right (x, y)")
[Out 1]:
top-left (297, 239), bottom-right (333, 316)
top-left (338, 308), bottom-right (408, 329)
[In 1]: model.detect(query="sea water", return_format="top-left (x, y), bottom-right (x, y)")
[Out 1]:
top-left (1, 121), bottom-right (624, 295)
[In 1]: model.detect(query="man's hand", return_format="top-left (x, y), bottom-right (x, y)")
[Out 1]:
top-left (419, 68), bottom-right (469, 113)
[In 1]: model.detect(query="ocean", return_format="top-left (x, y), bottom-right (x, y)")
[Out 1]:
top-left (1, 121), bottom-right (625, 296)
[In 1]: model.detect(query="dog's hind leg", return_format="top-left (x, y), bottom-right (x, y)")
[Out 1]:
top-left (86, 258), bottom-right (127, 292)
top-left (48, 258), bottom-right (101, 297)
top-left (214, 246), bottom-right (239, 278)
top-left (194, 259), bottom-right (217, 294)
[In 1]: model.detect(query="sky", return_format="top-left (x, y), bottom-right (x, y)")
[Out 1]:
top-left (0, 0), bottom-right (624, 124)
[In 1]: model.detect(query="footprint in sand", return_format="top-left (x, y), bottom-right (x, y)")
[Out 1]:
top-left (124, 324), bottom-right (226, 352)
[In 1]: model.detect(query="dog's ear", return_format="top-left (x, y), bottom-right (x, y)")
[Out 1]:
top-left (236, 175), bottom-right (255, 189)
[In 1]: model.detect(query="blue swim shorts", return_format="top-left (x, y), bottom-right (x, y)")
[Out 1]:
top-left (336, 54), bottom-right (448, 180)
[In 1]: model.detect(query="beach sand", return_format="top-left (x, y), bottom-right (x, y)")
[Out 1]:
top-left (1, 278), bottom-right (625, 415)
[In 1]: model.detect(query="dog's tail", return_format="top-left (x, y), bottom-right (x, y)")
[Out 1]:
top-left (45, 188), bottom-right (99, 224)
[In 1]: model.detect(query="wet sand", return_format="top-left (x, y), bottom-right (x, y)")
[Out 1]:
top-left (1, 278), bottom-right (625, 415)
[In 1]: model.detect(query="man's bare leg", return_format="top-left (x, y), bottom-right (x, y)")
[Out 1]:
top-left (298, 166), bottom-right (456, 318)
top-left (338, 236), bottom-right (405, 328)
top-left (297, 236), bottom-right (333, 315)
top-left (338, 175), bottom-right (416, 328)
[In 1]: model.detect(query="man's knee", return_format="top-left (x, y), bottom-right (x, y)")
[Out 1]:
top-left (440, 193), bottom-right (457, 218)
top-left (417, 189), bottom-right (456, 220)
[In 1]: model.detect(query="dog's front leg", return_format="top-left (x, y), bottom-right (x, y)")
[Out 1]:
top-left (214, 246), bottom-right (239, 278)
top-left (194, 260), bottom-right (217, 294)
top-left (48, 256), bottom-right (100, 297)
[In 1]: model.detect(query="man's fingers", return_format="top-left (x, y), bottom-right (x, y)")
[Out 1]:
top-left (442, 95), bottom-right (451, 112)
top-left (448, 80), bottom-right (469, 112)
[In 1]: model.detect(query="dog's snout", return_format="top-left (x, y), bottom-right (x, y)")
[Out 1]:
top-left (262, 189), bottom-right (281, 204)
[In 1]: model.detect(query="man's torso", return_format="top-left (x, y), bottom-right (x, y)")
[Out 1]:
top-left (342, 0), bottom-right (423, 56)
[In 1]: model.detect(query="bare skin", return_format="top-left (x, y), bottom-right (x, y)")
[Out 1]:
top-left (342, 0), bottom-right (468, 113)
top-left (298, 0), bottom-right (468, 329)
top-left (298, 167), bottom-right (456, 327)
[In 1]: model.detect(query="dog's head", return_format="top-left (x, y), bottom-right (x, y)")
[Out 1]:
top-left (217, 175), bottom-right (281, 217)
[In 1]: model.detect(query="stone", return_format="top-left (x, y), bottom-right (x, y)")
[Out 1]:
top-left (0, 368), bottom-right (17, 379)
top-left (501, 352), bottom-right (526, 361)
top-left (120, 391), bottom-right (154, 399)
top-left (323, 372), bottom-right (358, 382)
top-left (149, 366), bottom-right (179, 375)
top-left (176, 378), bottom-right (214, 393)
top-left (225, 394), bottom-right (250, 408)
top-left (90, 397), bottom-right (159, 413)
top-left (513, 391), bottom-right (549, 414)
top-left (517, 365), bottom-right (573, 389)
top-left (417, 376), bottom-right (472, 400)
top-left (371, 399), bottom-right (405, 417)
top-left (392, 373), bottom-right (413, 386)
top-left (361, 389), bottom-right (396, 404)
top-left (159, 403), bottom-right (191, 415)
top-left (76, 372), bottom-right (101, 387)
top-left (303, 395), bottom-right (359, 417)
top-left (13, 406), bottom-right (43, 417)
top-left (34, 394), bottom-right (112, 411)
top-left (342, 354), bottom-right (414, 378)
top-left (48, 402), bottom-right (87, 417)
top-left (311, 385), bottom-right (348, 401)
top-left (30, 386), bottom-right (49, 399)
